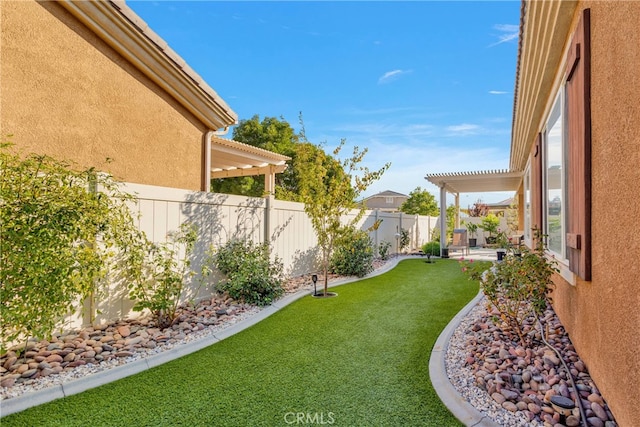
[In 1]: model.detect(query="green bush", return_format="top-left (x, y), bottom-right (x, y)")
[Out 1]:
top-left (480, 213), bottom-right (500, 238)
top-left (330, 227), bottom-right (374, 277)
top-left (214, 239), bottom-right (284, 306)
top-left (0, 142), bottom-right (144, 348)
top-left (399, 228), bottom-right (410, 252)
top-left (461, 228), bottom-right (558, 346)
top-left (378, 241), bottom-right (392, 260)
top-left (127, 223), bottom-right (198, 328)
top-left (421, 241), bottom-right (441, 257)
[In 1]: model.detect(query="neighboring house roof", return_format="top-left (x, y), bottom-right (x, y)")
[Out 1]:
top-left (487, 197), bottom-right (515, 208)
top-left (58, 0), bottom-right (238, 131)
top-left (362, 190), bottom-right (408, 201)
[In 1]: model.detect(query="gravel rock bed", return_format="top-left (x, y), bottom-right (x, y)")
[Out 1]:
top-left (0, 295), bottom-right (261, 400)
top-left (445, 296), bottom-right (618, 427)
top-left (1, 260), bottom-right (389, 402)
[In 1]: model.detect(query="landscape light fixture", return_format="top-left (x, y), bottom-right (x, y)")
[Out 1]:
top-left (549, 395), bottom-right (575, 424)
top-left (311, 274), bottom-right (318, 296)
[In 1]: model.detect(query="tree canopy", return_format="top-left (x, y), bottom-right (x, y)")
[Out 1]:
top-left (211, 115), bottom-right (299, 198)
top-left (297, 139), bottom-right (390, 294)
top-left (399, 186), bottom-right (439, 216)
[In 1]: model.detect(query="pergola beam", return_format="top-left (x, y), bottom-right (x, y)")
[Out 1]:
top-left (210, 163), bottom-right (287, 179)
top-left (426, 169), bottom-right (524, 256)
top-left (207, 136), bottom-right (290, 197)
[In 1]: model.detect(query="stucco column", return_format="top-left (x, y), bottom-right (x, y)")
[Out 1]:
top-left (454, 192), bottom-right (460, 228)
top-left (264, 165), bottom-right (276, 196)
top-left (439, 185), bottom-right (447, 256)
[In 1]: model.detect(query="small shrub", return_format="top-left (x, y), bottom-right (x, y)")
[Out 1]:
top-left (214, 239), bottom-right (284, 306)
top-left (128, 223), bottom-right (198, 328)
top-left (480, 213), bottom-right (500, 239)
top-left (330, 227), bottom-right (374, 277)
top-left (378, 241), bottom-right (392, 260)
top-left (399, 228), bottom-right (410, 252)
top-left (421, 241), bottom-right (441, 257)
top-left (460, 228), bottom-right (558, 346)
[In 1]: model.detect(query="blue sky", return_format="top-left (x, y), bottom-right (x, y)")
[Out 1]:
top-left (128, 1), bottom-right (521, 205)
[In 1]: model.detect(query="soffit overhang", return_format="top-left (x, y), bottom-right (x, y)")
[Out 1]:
top-left (510, 0), bottom-right (578, 171)
top-left (58, 0), bottom-right (238, 131)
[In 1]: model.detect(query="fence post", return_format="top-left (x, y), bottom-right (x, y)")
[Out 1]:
top-left (264, 194), bottom-right (274, 252)
top-left (374, 209), bottom-right (379, 251)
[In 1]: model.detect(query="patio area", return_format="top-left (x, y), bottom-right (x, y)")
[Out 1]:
top-left (445, 246), bottom-right (503, 262)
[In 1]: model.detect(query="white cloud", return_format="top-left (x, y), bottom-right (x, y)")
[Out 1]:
top-left (489, 23), bottom-right (519, 47)
top-left (355, 139), bottom-right (512, 202)
top-left (446, 123), bottom-right (480, 135)
top-left (377, 69), bottom-right (411, 84)
top-left (489, 90), bottom-right (508, 95)
top-left (305, 117), bottom-right (512, 203)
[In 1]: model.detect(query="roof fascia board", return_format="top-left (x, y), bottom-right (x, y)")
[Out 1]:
top-left (510, 0), bottom-right (577, 170)
top-left (58, 0), bottom-right (237, 130)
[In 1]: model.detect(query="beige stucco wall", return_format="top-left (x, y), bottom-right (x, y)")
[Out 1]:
top-left (547, 3), bottom-right (640, 426)
top-left (1, 1), bottom-right (206, 190)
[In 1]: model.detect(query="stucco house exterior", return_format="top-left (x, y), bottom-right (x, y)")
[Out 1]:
top-left (1, 1), bottom-right (288, 194)
top-left (428, 2), bottom-right (640, 425)
top-left (512, 3), bottom-right (639, 425)
top-left (361, 190), bottom-right (408, 212)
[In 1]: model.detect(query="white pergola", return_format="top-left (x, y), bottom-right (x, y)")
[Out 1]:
top-left (206, 136), bottom-right (290, 195)
top-left (425, 169), bottom-right (524, 254)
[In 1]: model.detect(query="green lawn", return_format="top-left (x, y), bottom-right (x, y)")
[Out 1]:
top-left (2, 259), bottom-right (478, 427)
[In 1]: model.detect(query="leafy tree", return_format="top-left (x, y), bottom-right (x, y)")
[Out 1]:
top-left (399, 186), bottom-right (439, 216)
top-left (297, 139), bottom-right (390, 295)
top-left (211, 115), bottom-right (299, 198)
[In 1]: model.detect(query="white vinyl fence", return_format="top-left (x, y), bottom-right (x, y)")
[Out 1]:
top-left (68, 183), bottom-right (438, 329)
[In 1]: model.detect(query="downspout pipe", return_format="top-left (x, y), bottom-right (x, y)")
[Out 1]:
top-left (203, 130), bottom-right (214, 193)
top-left (203, 126), bottom-right (231, 192)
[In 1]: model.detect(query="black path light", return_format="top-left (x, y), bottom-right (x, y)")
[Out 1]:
top-left (549, 395), bottom-right (576, 425)
top-left (311, 274), bottom-right (318, 296)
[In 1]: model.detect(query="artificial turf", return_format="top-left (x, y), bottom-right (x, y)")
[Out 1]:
top-left (1, 259), bottom-right (478, 427)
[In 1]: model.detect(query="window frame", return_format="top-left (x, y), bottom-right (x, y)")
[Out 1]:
top-left (543, 90), bottom-right (568, 262)
top-left (523, 161), bottom-right (532, 247)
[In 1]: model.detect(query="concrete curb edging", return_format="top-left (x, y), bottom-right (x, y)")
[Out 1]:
top-left (1, 255), bottom-right (412, 417)
top-left (429, 290), bottom-right (499, 427)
